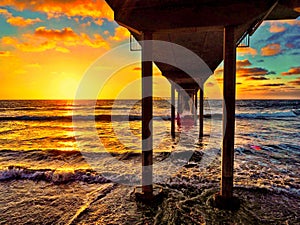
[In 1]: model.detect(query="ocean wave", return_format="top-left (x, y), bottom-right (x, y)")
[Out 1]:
top-left (0, 115), bottom-right (172, 122)
top-left (0, 166), bottom-right (110, 184)
top-left (236, 110), bottom-right (298, 119)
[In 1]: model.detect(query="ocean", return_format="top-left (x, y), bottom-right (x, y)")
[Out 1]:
top-left (0, 99), bottom-right (299, 224)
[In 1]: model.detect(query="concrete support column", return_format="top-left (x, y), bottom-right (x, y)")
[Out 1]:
top-left (177, 90), bottom-right (182, 128)
top-left (221, 25), bottom-right (236, 200)
top-left (141, 31), bottom-right (153, 197)
top-left (194, 90), bottom-right (198, 125)
top-left (199, 88), bottom-right (204, 139)
top-left (213, 25), bottom-right (240, 210)
top-left (171, 83), bottom-right (176, 139)
top-left (190, 91), bottom-right (194, 116)
top-left (214, 25), bottom-right (239, 210)
top-left (194, 90), bottom-right (198, 111)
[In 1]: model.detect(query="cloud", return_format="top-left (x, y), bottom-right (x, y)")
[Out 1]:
top-left (261, 83), bottom-right (285, 87)
top-left (269, 23), bottom-right (286, 33)
top-left (1, 27), bottom-right (109, 52)
top-left (7, 16), bottom-right (42, 27)
top-left (216, 77), bottom-right (223, 83)
top-left (285, 43), bottom-right (294, 48)
top-left (2, 36), bottom-right (57, 52)
top-left (205, 82), bottom-right (215, 87)
top-left (0, 50), bottom-right (12, 57)
top-left (133, 67), bottom-right (141, 71)
top-left (34, 27), bottom-right (78, 41)
top-left (214, 59), bottom-right (252, 75)
top-left (262, 20), bottom-right (300, 55)
top-left (288, 78), bottom-right (300, 86)
top-left (261, 43), bottom-right (281, 56)
top-left (237, 67), bottom-right (269, 77)
top-left (34, 27), bottom-right (109, 50)
top-left (246, 77), bottom-right (270, 81)
top-left (263, 20), bottom-right (300, 32)
top-left (282, 67), bottom-right (300, 76)
top-left (94, 19), bottom-right (104, 26)
top-left (0, 0), bottom-right (113, 20)
top-left (214, 59), bottom-right (272, 84)
top-left (0, 8), bottom-right (12, 17)
top-left (236, 59), bottom-right (252, 68)
top-left (0, 7), bottom-right (42, 26)
top-left (109, 27), bottom-right (130, 42)
top-left (278, 20), bottom-right (300, 27)
top-left (237, 47), bottom-right (257, 56)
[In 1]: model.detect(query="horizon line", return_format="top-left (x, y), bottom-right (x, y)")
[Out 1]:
top-left (0, 98), bottom-right (299, 101)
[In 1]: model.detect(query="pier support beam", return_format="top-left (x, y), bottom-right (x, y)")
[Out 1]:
top-left (171, 83), bottom-right (176, 139)
top-left (194, 90), bottom-right (198, 126)
top-left (141, 31), bottom-right (153, 198)
top-left (214, 25), bottom-right (240, 210)
top-left (199, 88), bottom-right (204, 140)
top-left (177, 90), bottom-right (182, 128)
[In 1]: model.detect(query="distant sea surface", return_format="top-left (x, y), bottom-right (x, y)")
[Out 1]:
top-left (0, 99), bottom-right (299, 224)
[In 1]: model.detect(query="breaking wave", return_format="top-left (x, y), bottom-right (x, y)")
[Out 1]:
top-left (0, 166), bottom-right (110, 184)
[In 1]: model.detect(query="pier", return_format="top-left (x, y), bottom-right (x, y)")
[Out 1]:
top-left (105, 0), bottom-right (300, 209)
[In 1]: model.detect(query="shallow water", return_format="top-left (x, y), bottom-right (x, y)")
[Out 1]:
top-left (0, 100), bottom-right (299, 224)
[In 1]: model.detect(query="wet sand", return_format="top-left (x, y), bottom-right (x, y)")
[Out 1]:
top-left (1, 179), bottom-right (299, 225)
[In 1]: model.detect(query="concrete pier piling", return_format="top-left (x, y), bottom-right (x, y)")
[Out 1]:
top-left (141, 31), bottom-right (153, 198)
top-left (199, 88), bottom-right (204, 140)
top-left (221, 26), bottom-right (236, 200)
top-left (171, 83), bottom-right (176, 139)
top-left (214, 26), bottom-right (240, 210)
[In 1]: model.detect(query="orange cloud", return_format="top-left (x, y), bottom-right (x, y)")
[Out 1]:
top-left (0, 51), bottom-right (12, 57)
top-left (0, 0), bottom-right (113, 20)
top-left (261, 83), bottom-right (285, 87)
top-left (34, 27), bottom-right (78, 41)
top-left (288, 78), bottom-right (300, 86)
top-left (269, 23), bottom-right (286, 33)
top-left (0, 8), bottom-right (12, 17)
top-left (133, 67), bottom-right (141, 71)
top-left (277, 20), bottom-right (300, 26)
top-left (246, 76), bottom-right (269, 81)
top-left (7, 16), bottom-right (42, 27)
top-left (261, 43), bottom-right (281, 56)
top-left (34, 27), bottom-right (108, 49)
top-left (94, 19), bottom-right (104, 26)
top-left (0, 8), bottom-right (42, 27)
top-left (282, 67), bottom-right (300, 76)
top-left (237, 47), bottom-right (257, 56)
top-left (109, 27), bottom-right (130, 42)
top-left (214, 60), bottom-right (252, 75)
top-left (236, 59), bottom-right (252, 68)
top-left (1, 27), bottom-right (109, 52)
top-left (263, 20), bottom-right (300, 30)
top-left (237, 67), bottom-right (269, 77)
top-left (2, 36), bottom-right (57, 52)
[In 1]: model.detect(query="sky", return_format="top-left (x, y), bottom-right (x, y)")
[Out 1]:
top-left (0, 0), bottom-right (299, 100)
